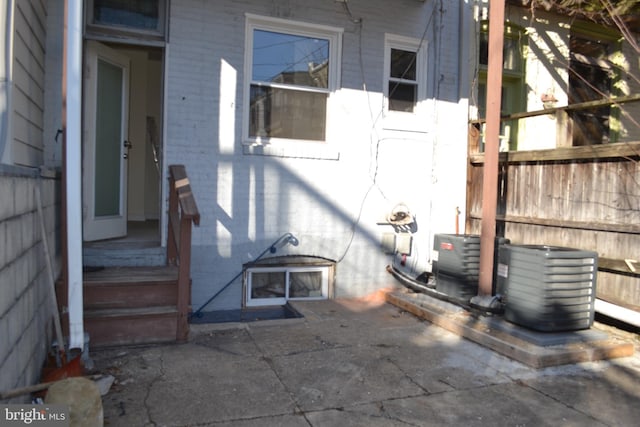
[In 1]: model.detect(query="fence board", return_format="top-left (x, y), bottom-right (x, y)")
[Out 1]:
top-left (467, 147), bottom-right (640, 308)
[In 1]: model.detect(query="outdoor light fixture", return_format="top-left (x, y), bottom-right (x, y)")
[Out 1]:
top-left (270, 233), bottom-right (299, 253)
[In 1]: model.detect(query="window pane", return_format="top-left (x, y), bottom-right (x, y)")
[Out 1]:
top-left (569, 34), bottom-right (612, 145)
top-left (390, 49), bottom-right (416, 80)
top-left (478, 80), bottom-right (521, 151)
top-left (479, 32), bottom-right (489, 66)
top-left (479, 32), bottom-right (522, 71)
top-left (388, 82), bottom-right (417, 112)
top-left (251, 272), bottom-right (286, 299)
top-left (250, 85), bottom-right (327, 140)
top-left (252, 30), bottom-right (329, 88)
top-left (95, 59), bottom-right (123, 217)
top-left (289, 271), bottom-right (323, 298)
top-left (571, 36), bottom-right (609, 59)
top-left (569, 60), bottom-right (611, 145)
top-left (93, 0), bottom-right (160, 30)
top-left (503, 37), bottom-right (522, 71)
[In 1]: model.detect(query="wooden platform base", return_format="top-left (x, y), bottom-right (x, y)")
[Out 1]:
top-left (386, 291), bottom-right (636, 368)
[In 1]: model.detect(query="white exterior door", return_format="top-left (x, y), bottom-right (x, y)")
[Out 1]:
top-left (83, 41), bottom-right (130, 241)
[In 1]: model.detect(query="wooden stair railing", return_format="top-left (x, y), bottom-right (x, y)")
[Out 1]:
top-left (167, 165), bottom-right (200, 342)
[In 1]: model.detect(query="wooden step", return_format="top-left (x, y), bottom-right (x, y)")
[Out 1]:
top-left (83, 244), bottom-right (167, 267)
top-left (85, 306), bottom-right (178, 347)
top-left (82, 266), bottom-right (181, 347)
top-left (83, 266), bottom-right (179, 310)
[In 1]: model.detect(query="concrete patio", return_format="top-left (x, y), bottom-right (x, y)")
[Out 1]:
top-left (92, 295), bottom-right (640, 426)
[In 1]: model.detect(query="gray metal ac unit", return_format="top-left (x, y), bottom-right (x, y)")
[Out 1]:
top-left (497, 245), bottom-right (598, 332)
top-left (433, 234), bottom-right (508, 303)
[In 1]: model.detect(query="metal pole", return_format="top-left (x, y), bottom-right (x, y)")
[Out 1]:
top-left (65, 0), bottom-right (85, 350)
top-left (478, 0), bottom-right (505, 297)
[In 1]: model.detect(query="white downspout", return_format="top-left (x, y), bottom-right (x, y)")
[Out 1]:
top-left (65, 0), bottom-right (84, 350)
top-left (0, 0), bottom-right (14, 163)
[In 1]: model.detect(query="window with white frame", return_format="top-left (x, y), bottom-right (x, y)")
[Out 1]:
top-left (383, 35), bottom-right (428, 125)
top-left (244, 15), bottom-right (342, 145)
top-left (246, 266), bottom-right (330, 307)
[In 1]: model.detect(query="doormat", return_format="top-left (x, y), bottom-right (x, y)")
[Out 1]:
top-left (189, 304), bottom-right (303, 324)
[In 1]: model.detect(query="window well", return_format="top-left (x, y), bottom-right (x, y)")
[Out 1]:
top-left (244, 256), bottom-right (335, 307)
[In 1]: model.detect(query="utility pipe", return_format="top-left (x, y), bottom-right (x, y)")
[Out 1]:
top-left (478, 0), bottom-right (505, 297)
top-left (0, 0), bottom-right (13, 162)
top-left (64, 0), bottom-right (84, 350)
top-left (595, 299), bottom-right (640, 329)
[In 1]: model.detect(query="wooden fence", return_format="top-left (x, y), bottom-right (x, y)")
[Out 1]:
top-left (466, 140), bottom-right (640, 310)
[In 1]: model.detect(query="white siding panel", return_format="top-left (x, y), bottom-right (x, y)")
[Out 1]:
top-left (10, 0), bottom-right (47, 167)
top-left (13, 3), bottom-right (45, 76)
top-left (10, 136), bottom-right (42, 168)
top-left (13, 58), bottom-right (45, 109)
top-left (15, 0), bottom-right (46, 55)
top-left (12, 84), bottom-right (44, 138)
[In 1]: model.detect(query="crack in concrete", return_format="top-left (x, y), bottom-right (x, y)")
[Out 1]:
top-left (385, 354), bottom-right (434, 395)
top-left (246, 328), bottom-right (313, 426)
top-left (522, 380), bottom-right (608, 426)
top-left (142, 349), bottom-right (166, 427)
top-left (352, 402), bottom-right (422, 427)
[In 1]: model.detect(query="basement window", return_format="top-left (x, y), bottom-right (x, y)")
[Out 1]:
top-left (244, 257), bottom-right (334, 307)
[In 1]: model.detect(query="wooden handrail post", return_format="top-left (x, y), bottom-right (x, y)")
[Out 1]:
top-left (167, 173), bottom-right (179, 265)
top-left (176, 216), bottom-right (192, 342)
top-left (167, 165), bottom-right (200, 342)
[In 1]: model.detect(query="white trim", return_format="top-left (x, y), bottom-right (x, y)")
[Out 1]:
top-left (244, 13), bottom-right (344, 40)
top-left (84, 32), bottom-right (166, 48)
top-left (160, 42), bottom-right (169, 248)
top-left (0, 0), bottom-right (14, 164)
top-left (67, 0), bottom-right (85, 351)
top-left (242, 14), bottom-right (342, 155)
top-left (382, 34), bottom-right (429, 133)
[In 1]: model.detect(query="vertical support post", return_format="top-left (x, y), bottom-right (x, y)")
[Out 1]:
top-left (176, 217), bottom-right (192, 342)
top-left (556, 109), bottom-right (572, 147)
top-left (166, 165), bottom-right (199, 342)
top-left (478, 0), bottom-right (505, 297)
top-left (167, 174), bottom-right (178, 265)
top-left (65, 0), bottom-right (85, 350)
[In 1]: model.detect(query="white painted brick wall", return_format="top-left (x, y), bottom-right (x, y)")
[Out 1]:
top-left (167, 0), bottom-right (469, 310)
top-left (0, 175), bottom-right (61, 402)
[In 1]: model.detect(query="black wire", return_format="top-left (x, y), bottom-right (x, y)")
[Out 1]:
top-left (337, 3), bottom-right (439, 263)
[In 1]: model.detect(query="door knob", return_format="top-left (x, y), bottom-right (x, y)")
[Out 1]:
top-left (124, 140), bottom-right (132, 149)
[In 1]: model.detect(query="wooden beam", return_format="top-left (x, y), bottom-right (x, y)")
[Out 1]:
top-left (470, 93), bottom-right (640, 125)
top-left (478, 0), bottom-right (506, 297)
top-left (468, 212), bottom-right (640, 235)
top-left (469, 141), bottom-right (640, 164)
